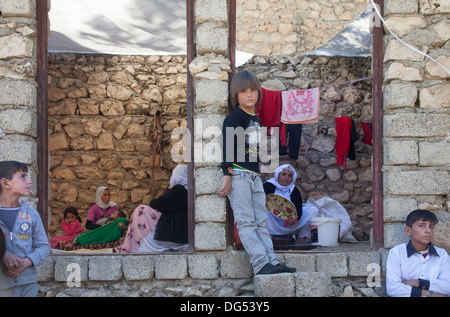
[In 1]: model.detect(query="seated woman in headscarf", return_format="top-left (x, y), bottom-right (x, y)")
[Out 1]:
top-left (263, 164), bottom-right (318, 244)
top-left (85, 186), bottom-right (119, 230)
top-left (115, 164), bottom-right (188, 253)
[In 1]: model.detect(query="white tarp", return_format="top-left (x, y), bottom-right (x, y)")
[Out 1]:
top-left (307, 7), bottom-right (373, 57)
top-left (48, 0), bottom-right (371, 59)
top-left (48, 0), bottom-right (187, 55)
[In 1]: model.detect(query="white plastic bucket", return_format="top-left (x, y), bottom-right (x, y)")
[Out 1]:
top-left (310, 217), bottom-right (342, 247)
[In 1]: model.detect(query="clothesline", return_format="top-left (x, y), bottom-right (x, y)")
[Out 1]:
top-left (321, 76), bottom-right (373, 89)
top-left (369, 0), bottom-right (450, 75)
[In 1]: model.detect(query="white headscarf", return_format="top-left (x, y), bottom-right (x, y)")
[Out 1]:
top-left (95, 186), bottom-right (117, 210)
top-left (266, 164), bottom-right (297, 199)
top-left (169, 164), bottom-right (188, 190)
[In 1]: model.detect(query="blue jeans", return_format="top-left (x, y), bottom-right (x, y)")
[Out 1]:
top-left (228, 170), bottom-right (279, 273)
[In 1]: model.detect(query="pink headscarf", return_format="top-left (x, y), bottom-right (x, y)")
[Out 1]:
top-left (115, 205), bottom-right (161, 253)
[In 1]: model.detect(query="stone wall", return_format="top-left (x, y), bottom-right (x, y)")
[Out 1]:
top-left (381, 0), bottom-right (450, 250)
top-left (47, 53), bottom-right (187, 235)
top-left (239, 55), bottom-right (374, 240)
top-left (236, 0), bottom-right (370, 55)
top-left (36, 250), bottom-right (387, 297)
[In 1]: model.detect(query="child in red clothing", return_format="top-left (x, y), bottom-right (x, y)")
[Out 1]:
top-left (50, 207), bottom-right (83, 249)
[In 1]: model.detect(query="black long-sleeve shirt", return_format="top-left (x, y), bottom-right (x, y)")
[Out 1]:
top-left (221, 107), bottom-right (261, 175)
top-left (150, 184), bottom-right (188, 244)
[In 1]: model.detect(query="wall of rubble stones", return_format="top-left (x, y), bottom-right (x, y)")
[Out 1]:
top-left (47, 53), bottom-right (187, 235)
top-left (239, 55), bottom-right (374, 240)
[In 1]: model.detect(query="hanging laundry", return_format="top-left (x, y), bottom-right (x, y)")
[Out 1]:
top-left (279, 124), bottom-right (303, 159)
top-left (361, 121), bottom-right (373, 146)
top-left (348, 119), bottom-right (357, 161)
top-left (257, 87), bottom-right (287, 147)
top-left (335, 116), bottom-right (352, 172)
top-left (281, 87), bottom-right (320, 124)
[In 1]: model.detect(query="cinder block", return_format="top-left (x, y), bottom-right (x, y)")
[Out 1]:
top-left (294, 272), bottom-right (332, 297)
top-left (155, 255), bottom-right (187, 279)
top-left (254, 273), bottom-right (295, 297)
top-left (88, 256), bottom-right (122, 281)
top-left (54, 256), bottom-right (88, 282)
top-left (284, 254), bottom-right (316, 272)
top-left (188, 254), bottom-right (219, 279)
top-left (315, 253), bottom-right (347, 277)
top-left (122, 256), bottom-right (154, 281)
top-left (348, 251), bottom-right (381, 276)
top-left (220, 251), bottom-right (252, 278)
top-left (194, 222), bottom-right (226, 250)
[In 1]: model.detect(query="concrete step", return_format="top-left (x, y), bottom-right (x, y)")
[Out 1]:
top-left (254, 271), bottom-right (332, 297)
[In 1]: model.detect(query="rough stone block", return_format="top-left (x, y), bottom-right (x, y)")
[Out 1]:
top-left (195, 0), bottom-right (228, 23)
top-left (284, 254), bottom-right (316, 272)
top-left (195, 195), bottom-right (226, 222)
top-left (0, 79), bottom-right (36, 106)
top-left (0, 0), bottom-right (34, 17)
top-left (194, 167), bottom-right (222, 194)
top-left (384, 139), bottom-right (418, 165)
top-left (419, 84), bottom-right (450, 109)
top-left (384, 223), bottom-right (409, 249)
top-left (194, 80), bottom-right (228, 110)
top-left (254, 273), bottom-right (295, 297)
top-left (0, 108), bottom-right (36, 136)
top-left (196, 22), bottom-right (228, 55)
top-left (54, 256), bottom-right (88, 282)
top-left (0, 33), bottom-right (34, 59)
top-left (88, 256), bottom-right (122, 281)
top-left (294, 272), bottom-right (332, 297)
top-left (384, 113), bottom-right (450, 138)
top-left (316, 253), bottom-right (347, 277)
top-left (194, 222), bottom-right (226, 250)
top-left (419, 142), bottom-right (450, 166)
top-left (220, 251), bottom-right (252, 278)
top-left (36, 257), bottom-right (54, 282)
top-left (122, 256), bottom-right (154, 281)
top-left (155, 255), bottom-right (187, 279)
top-left (383, 197), bottom-right (418, 222)
top-left (348, 252), bottom-right (381, 276)
top-left (384, 169), bottom-right (449, 195)
top-left (188, 254), bottom-right (219, 279)
top-left (0, 137), bottom-right (36, 164)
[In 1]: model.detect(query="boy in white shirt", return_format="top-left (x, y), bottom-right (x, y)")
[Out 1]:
top-left (386, 209), bottom-right (450, 297)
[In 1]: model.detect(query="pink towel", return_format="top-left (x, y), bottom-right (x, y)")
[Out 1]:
top-left (281, 88), bottom-right (320, 124)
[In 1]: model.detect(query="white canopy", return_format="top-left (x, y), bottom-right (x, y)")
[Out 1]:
top-left (307, 7), bottom-right (373, 57)
top-left (48, 0), bottom-right (371, 60)
top-left (48, 0), bottom-right (187, 55)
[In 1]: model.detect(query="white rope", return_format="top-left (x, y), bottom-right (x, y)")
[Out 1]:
top-left (370, 0), bottom-right (450, 75)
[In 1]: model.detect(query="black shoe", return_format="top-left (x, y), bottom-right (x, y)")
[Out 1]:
top-left (256, 263), bottom-right (283, 275)
top-left (275, 263), bottom-right (296, 273)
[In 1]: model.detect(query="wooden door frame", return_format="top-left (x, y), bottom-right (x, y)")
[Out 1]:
top-left (36, 0), bottom-right (384, 249)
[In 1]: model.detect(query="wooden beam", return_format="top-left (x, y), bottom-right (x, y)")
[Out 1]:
top-left (36, 0), bottom-right (49, 231)
top-left (186, 0), bottom-right (195, 252)
top-left (371, 0), bottom-right (384, 249)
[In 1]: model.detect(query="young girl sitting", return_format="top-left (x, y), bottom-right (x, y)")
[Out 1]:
top-left (50, 207), bottom-right (84, 249)
top-left (85, 186), bottom-right (118, 230)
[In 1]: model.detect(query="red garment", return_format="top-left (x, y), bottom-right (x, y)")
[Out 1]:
top-left (361, 122), bottom-right (373, 146)
top-left (335, 117), bottom-right (352, 170)
top-left (256, 87), bottom-right (287, 147)
top-left (50, 220), bottom-right (84, 248)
